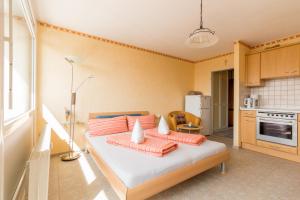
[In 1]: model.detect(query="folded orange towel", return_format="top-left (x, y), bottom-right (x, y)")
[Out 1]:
top-left (106, 134), bottom-right (177, 157)
top-left (144, 128), bottom-right (206, 145)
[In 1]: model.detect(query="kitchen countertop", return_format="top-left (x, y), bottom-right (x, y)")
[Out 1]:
top-left (240, 106), bottom-right (300, 113)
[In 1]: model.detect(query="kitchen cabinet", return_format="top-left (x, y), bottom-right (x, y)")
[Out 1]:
top-left (245, 53), bottom-right (263, 87)
top-left (240, 110), bottom-right (300, 162)
top-left (240, 110), bottom-right (256, 118)
top-left (240, 111), bottom-right (256, 145)
top-left (257, 140), bottom-right (297, 154)
top-left (298, 121), bottom-right (300, 155)
top-left (261, 44), bottom-right (300, 79)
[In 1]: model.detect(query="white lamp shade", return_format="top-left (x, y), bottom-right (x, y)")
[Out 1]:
top-left (65, 55), bottom-right (81, 64)
top-left (186, 31), bottom-right (218, 48)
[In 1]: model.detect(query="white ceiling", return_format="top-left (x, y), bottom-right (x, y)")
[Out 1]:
top-left (32, 0), bottom-right (300, 62)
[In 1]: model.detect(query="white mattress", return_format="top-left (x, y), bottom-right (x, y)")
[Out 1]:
top-left (85, 132), bottom-right (226, 188)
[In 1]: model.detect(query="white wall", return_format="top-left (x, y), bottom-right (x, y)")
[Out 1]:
top-left (3, 115), bottom-right (33, 200)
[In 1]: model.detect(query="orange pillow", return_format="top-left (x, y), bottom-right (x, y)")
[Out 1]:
top-left (88, 116), bottom-right (128, 136)
top-left (127, 115), bottom-right (156, 131)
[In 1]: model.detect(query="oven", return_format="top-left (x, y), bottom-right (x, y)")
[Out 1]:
top-left (256, 111), bottom-right (297, 147)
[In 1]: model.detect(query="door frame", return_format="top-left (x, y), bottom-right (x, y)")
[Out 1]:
top-left (211, 68), bottom-right (234, 134)
top-left (0, 0), bottom-right (5, 198)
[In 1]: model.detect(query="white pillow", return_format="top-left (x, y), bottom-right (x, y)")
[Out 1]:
top-left (131, 119), bottom-right (145, 144)
top-left (158, 116), bottom-right (170, 135)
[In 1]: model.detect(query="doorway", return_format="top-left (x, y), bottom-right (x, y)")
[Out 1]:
top-left (211, 69), bottom-right (234, 139)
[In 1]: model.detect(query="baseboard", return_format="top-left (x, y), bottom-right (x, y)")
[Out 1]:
top-left (242, 143), bottom-right (300, 163)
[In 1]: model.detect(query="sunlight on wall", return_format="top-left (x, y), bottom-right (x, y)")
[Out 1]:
top-left (93, 190), bottom-right (109, 200)
top-left (42, 104), bottom-right (81, 151)
top-left (42, 104), bottom-right (96, 184)
top-left (42, 105), bottom-right (69, 141)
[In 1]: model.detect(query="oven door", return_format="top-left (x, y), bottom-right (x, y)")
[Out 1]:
top-left (256, 117), bottom-right (297, 146)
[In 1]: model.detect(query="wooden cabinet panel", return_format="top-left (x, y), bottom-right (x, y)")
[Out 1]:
top-left (240, 115), bottom-right (256, 145)
top-left (277, 45), bottom-right (300, 77)
top-left (257, 140), bottom-right (297, 154)
top-left (240, 110), bottom-right (256, 118)
top-left (245, 53), bottom-right (263, 86)
top-left (298, 122), bottom-right (300, 155)
top-left (261, 49), bottom-right (278, 79)
top-left (261, 44), bottom-right (300, 79)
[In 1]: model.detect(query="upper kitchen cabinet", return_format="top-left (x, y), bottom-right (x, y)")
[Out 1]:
top-left (261, 44), bottom-right (300, 79)
top-left (245, 53), bottom-right (263, 87)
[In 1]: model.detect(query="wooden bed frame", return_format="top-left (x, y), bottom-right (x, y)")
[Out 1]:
top-left (86, 111), bottom-right (230, 200)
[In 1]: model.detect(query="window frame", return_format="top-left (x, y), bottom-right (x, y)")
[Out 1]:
top-left (3, 0), bottom-right (36, 128)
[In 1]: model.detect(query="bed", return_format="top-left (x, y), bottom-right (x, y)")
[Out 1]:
top-left (85, 111), bottom-right (230, 200)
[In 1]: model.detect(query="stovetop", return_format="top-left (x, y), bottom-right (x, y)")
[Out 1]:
top-left (257, 110), bottom-right (297, 120)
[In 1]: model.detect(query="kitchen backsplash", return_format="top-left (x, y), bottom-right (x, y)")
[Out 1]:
top-left (250, 77), bottom-right (300, 108)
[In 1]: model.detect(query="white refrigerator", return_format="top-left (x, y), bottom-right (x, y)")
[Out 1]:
top-left (185, 95), bottom-right (211, 135)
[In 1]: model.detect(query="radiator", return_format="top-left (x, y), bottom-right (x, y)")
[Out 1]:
top-left (12, 124), bottom-right (51, 200)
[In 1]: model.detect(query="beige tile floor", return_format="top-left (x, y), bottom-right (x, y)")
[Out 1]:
top-left (49, 136), bottom-right (300, 200)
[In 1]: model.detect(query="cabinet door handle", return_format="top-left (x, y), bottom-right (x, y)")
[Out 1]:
top-left (290, 70), bottom-right (298, 74)
top-left (270, 145), bottom-right (281, 150)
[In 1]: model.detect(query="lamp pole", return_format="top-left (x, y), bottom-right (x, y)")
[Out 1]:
top-left (61, 57), bottom-right (80, 161)
top-left (60, 56), bottom-right (95, 161)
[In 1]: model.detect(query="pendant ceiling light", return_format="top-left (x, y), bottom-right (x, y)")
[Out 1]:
top-left (186, 0), bottom-right (218, 48)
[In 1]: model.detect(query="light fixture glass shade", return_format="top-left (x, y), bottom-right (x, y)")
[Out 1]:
top-left (185, 28), bottom-right (218, 48)
top-left (65, 55), bottom-right (81, 64)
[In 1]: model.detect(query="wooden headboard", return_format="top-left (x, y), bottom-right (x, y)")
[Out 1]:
top-left (88, 111), bottom-right (149, 119)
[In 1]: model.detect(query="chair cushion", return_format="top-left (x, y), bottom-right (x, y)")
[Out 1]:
top-left (175, 114), bottom-right (186, 125)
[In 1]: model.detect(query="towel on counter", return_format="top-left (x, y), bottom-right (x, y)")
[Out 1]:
top-left (107, 134), bottom-right (177, 157)
top-left (158, 116), bottom-right (170, 135)
top-left (144, 128), bottom-right (206, 145)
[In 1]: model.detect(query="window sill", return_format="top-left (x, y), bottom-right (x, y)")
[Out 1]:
top-left (3, 109), bottom-right (34, 138)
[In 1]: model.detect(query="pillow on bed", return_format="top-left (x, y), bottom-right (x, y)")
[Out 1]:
top-left (88, 116), bottom-right (128, 136)
top-left (127, 115), bottom-right (156, 131)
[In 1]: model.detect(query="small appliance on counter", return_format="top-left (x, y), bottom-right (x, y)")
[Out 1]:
top-left (243, 95), bottom-right (259, 109)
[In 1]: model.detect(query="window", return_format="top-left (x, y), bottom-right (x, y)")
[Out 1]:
top-left (3, 0), bottom-right (35, 121)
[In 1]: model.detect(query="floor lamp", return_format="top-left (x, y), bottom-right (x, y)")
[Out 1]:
top-left (61, 56), bottom-right (95, 161)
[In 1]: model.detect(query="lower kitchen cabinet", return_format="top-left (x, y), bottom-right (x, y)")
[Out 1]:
top-left (298, 122), bottom-right (300, 155)
top-left (240, 111), bottom-right (300, 163)
top-left (240, 112), bottom-right (256, 145)
top-left (256, 140), bottom-right (297, 154)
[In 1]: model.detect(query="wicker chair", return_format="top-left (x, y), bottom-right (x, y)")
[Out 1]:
top-left (168, 111), bottom-right (201, 131)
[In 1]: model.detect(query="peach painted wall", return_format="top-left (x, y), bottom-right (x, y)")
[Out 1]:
top-left (36, 24), bottom-right (194, 153)
top-left (194, 53), bottom-right (234, 95)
